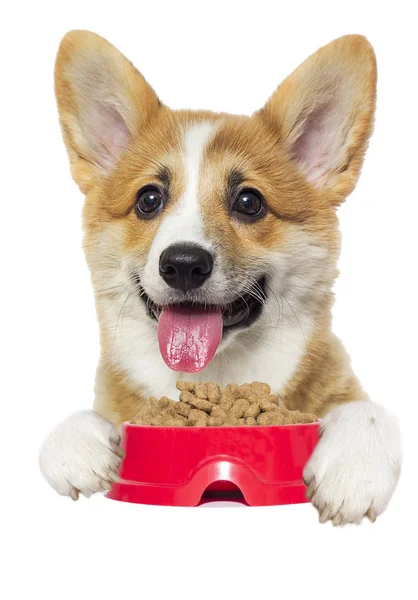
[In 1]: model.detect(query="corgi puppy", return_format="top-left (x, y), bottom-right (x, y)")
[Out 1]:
top-left (39, 31), bottom-right (401, 524)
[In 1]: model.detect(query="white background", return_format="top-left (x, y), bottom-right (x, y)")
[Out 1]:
top-left (1, 1), bottom-right (417, 598)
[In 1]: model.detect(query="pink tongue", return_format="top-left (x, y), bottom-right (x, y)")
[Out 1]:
top-left (158, 306), bottom-right (223, 373)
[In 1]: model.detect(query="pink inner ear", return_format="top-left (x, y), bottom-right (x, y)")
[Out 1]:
top-left (290, 101), bottom-right (341, 186)
top-left (87, 103), bottom-right (131, 172)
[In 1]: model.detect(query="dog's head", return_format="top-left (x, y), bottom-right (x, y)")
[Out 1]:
top-left (55, 31), bottom-right (376, 374)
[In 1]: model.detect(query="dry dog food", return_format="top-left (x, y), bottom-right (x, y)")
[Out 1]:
top-left (131, 381), bottom-right (317, 426)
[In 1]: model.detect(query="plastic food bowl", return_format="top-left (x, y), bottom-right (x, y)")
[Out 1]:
top-left (106, 421), bottom-right (319, 507)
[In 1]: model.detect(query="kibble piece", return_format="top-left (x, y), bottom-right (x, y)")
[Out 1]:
top-left (175, 401), bottom-right (191, 417)
top-left (267, 394), bottom-right (279, 405)
top-left (225, 383), bottom-right (239, 393)
top-left (251, 382), bottom-right (271, 395)
top-left (287, 410), bottom-right (301, 424)
top-left (288, 410), bottom-right (317, 424)
top-left (176, 381), bottom-right (196, 392)
top-left (188, 396), bottom-right (213, 413)
top-left (218, 401), bottom-right (233, 413)
top-left (246, 393), bottom-right (261, 404)
top-left (224, 383), bottom-right (241, 399)
top-left (165, 406), bottom-right (179, 418)
top-left (179, 390), bottom-right (195, 404)
top-left (208, 416), bottom-right (224, 426)
top-left (229, 398), bottom-right (250, 419)
top-left (157, 396), bottom-right (173, 409)
top-left (211, 406), bottom-right (227, 420)
top-left (259, 400), bottom-right (279, 412)
top-left (237, 384), bottom-right (253, 399)
top-left (207, 383), bottom-right (221, 403)
top-left (276, 406), bottom-right (292, 417)
top-left (223, 416), bottom-right (241, 426)
top-left (195, 383), bottom-right (209, 399)
top-left (244, 403), bottom-right (261, 419)
top-left (131, 406), bottom-right (154, 424)
top-left (298, 413), bottom-right (317, 424)
top-left (150, 414), bottom-right (166, 426)
top-left (246, 417), bottom-right (257, 426)
top-left (257, 411), bottom-right (287, 426)
top-left (188, 409), bottom-right (208, 427)
top-left (219, 391), bottom-right (235, 405)
top-left (131, 415), bottom-right (145, 425)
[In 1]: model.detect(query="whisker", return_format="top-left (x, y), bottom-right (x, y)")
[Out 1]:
top-left (94, 284), bottom-right (127, 296)
top-left (278, 292), bottom-right (306, 343)
top-left (109, 291), bottom-right (134, 359)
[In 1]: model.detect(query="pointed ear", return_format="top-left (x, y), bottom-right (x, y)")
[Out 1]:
top-left (54, 30), bottom-right (161, 192)
top-left (258, 35), bottom-right (377, 201)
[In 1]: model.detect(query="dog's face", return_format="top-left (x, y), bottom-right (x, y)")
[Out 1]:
top-left (55, 31), bottom-right (376, 374)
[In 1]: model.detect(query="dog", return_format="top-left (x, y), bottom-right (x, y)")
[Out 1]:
top-left (39, 30), bottom-right (401, 524)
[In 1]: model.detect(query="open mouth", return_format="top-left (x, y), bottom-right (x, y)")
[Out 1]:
top-left (140, 276), bottom-right (267, 331)
top-left (138, 277), bottom-right (267, 374)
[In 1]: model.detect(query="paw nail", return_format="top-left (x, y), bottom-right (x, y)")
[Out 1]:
top-left (319, 511), bottom-right (330, 524)
top-left (332, 514), bottom-right (343, 527)
top-left (306, 480), bottom-right (317, 500)
top-left (111, 442), bottom-right (126, 458)
top-left (366, 508), bottom-right (377, 523)
top-left (70, 488), bottom-right (79, 501)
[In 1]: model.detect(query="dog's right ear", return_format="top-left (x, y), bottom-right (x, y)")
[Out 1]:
top-left (257, 35), bottom-right (376, 203)
top-left (55, 30), bottom-right (161, 192)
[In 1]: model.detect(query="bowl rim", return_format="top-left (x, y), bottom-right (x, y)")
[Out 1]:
top-left (123, 420), bottom-right (320, 431)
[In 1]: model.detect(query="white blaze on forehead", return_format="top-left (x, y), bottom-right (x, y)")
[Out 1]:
top-left (182, 121), bottom-right (218, 232)
top-left (142, 121), bottom-right (219, 298)
top-left (157, 121), bottom-right (217, 247)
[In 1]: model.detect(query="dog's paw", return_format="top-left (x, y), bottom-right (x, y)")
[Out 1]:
top-left (39, 410), bottom-right (124, 499)
top-left (303, 400), bottom-right (401, 526)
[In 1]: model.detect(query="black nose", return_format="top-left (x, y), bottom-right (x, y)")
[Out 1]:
top-left (159, 244), bottom-right (214, 291)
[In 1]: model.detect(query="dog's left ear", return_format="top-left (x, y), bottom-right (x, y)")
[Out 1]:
top-left (258, 35), bottom-right (376, 202)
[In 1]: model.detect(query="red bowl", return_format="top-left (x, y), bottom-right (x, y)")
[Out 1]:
top-left (106, 421), bottom-right (319, 507)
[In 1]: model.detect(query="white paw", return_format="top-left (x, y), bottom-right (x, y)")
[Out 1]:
top-left (303, 401), bottom-right (401, 526)
top-left (39, 410), bottom-right (124, 500)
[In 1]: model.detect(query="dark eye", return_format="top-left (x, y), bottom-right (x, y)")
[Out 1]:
top-left (232, 190), bottom-right (263, 218)
top-left (134, 187), bottom-right (164, 219)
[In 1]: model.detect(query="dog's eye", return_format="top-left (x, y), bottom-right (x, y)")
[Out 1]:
top-left (134, 187), bottom-right (164, 219)
top-left (232, 190), bottom-right (263, 218)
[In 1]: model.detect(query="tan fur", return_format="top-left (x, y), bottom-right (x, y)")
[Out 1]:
top-left (55, 31), bottom-right (376, 429)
